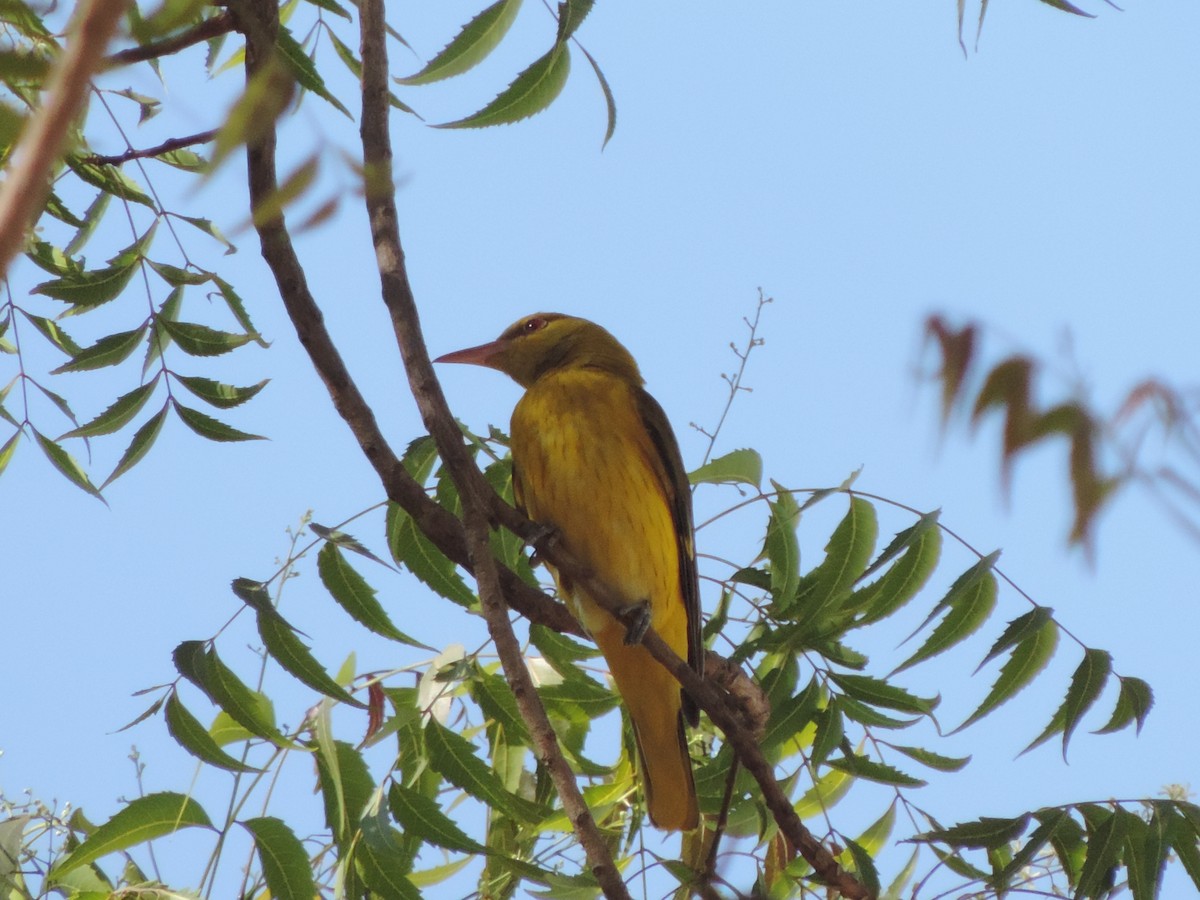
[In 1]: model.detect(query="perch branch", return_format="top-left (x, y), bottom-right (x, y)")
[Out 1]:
top-left (355, 1), bottom-right (629, 896)
top-left (103, 11), bottom-right (236, 68)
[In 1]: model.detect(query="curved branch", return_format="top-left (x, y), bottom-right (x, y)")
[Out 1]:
top-left (355, 1), bottom-right (629, 896)
top-left (0, 0), bottom-right (128, 278)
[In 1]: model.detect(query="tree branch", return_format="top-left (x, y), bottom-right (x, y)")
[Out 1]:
top-left (82, 129), bottom-right (218, 167)
top-left (355, 2), bottom-right (630, 896)
top-left (0, 0), bottom-right (128, 278)
top-left (103, 11), bottom-right (236, 69)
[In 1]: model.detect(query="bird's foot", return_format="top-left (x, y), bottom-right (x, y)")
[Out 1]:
top-left (527, 522), bottom-right (559, 569)
top-left (618, 601), bottom-right (652, 646)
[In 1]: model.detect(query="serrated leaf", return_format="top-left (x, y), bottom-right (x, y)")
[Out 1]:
top-left (892, 568), bottom-right (996, 674)
top-left (172, 640), bottom-right (288, 745)
top-left (242, 817), bottom-right (316, 900)
top-left (49, 793), bottom-right (212, 879)
top-left (276, 27), bottom-right (351, 117)
top-left (64, 190), bottom-right (111, 256)
top-left (385, 501), bottom-right (478, 608)
top-left (763, 481), bottom-right (801, 606)
top-left (887, 744), bottom-right (970, 772)
top-left (555, 0), bottom-right (593, 42)
top-left (146, 259), bottom-right (211, 285)
top-left (388, 782), bottom-right (487, 854)
top-left (101, 405), bottom-right (168, 487)
top-left (164, 691), bottom-right (260, 773)
top-left (852, 522), bottom-right (943, 625)
top-left (688, 447), bottom-right (762, 488)
top-left (20, 311), bottom-right (82, 356)
top-left (0, 431), bottom-right (20, 477)
top-left (843, 838), bottom-right (881, 898)
top-left (25, 240), bottom-right (81, 277)
top-left (61, 380), bottom-right (159, 439)
top-left (34, 382), bottom-right (78, 424)
top-left (32, 225), bottom-right (155, 308)
top-left (1166, 806), bottom-right (1200, 891)
top-left (827, 753), bottom-right (925, 788)
top-left (1094, 675), bottom-right (1154, 736)
top-left (1076, 807), bottom-right (1127, 899)
top-left (173, 401), bottom-right (265, 441)
top-left (159, 319), bottom-right (253, 356)
top-left (175, 375), bottom-right (268, 409)
top-left (424, 719), bottom-right (543, 822)
top-left (954, 618), bottom-right (1058, 732)
top-left (356, 813), bottom-right (422, 898)
top-left (1124, 807), bottom-right (1167, 900)
top-left (397, 0), bottom-right (522, 85)
top-left (33, 429), bottom-right (102, 498)
top-left (52, 326), bottom-right (147, 373)
top-left (1031, 648), bottom-right (1111, 758)
top-left (176, 215), bottom-right (236, 254)
top-left (66, 157), bottom-right (156, 208)
top-left (317, 543), bottom-right (426, 646)
top-left (761, 676), bottom-right (820, 752)
top-left (794, 765), bottom-right (852, 819)
top-left (994, 808), bottom-right (1069, 890)
top-left (157, 147), bottom-right (208, 171)
top-left (915, 815), bottom-right (1029, 850)
top-left (810, 703), bottom-right (843, 767)
top-left (792, 495), bottom-right (878, 620)
top-left (437, 43), bottom-right (570, 129)
top-left (256, 606), bottom-right (366, 708)
top-left (977, 605), bottom-right (1054, 671)
top-left (829, 673), bottom-right (937, 715)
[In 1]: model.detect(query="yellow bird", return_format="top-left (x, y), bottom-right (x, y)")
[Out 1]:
top-left (436, 313), bottom-right (702, 830)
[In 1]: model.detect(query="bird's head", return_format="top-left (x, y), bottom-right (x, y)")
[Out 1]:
top-left (435, 313), bottom-right (643, 388)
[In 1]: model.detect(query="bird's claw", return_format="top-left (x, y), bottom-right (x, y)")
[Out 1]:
top-left (618, 601), bottom-right (652, 646)
top-left (527, 522), bottom-right (559, 569)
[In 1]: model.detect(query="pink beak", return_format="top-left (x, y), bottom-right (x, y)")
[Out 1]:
top-left (434, 338), bottom-right (507, 368)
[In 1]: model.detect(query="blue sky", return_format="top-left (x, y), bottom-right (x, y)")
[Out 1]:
top-left (2, 1), bottom-right (1197, 894)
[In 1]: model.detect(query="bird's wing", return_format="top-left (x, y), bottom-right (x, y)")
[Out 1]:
top-left (634, 387), bottom-right (703, 726)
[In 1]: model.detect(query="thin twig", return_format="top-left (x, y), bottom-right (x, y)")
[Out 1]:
top-left (103, 11), bottom-right (236, 68)
top-left (82, 129), bottom-right (218, 167)
top-left (0, 0), bottom-right (129, 278)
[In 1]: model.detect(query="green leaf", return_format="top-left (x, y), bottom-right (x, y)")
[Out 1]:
top-left (915, 815), bottom-right (1029, 850)
top-left (66, 157), bottom-right (156, 208)
top-left (33, 429), bottom-right (103, 498)
top-left (396, 0), bottom-right (522, 85)
top-left (555, 0), bottom-right (593, 42)
top-left (575, 41), bottom-right (616, 149)
top-left (887, 744), bottom-right (970, 773)
top-left (809, 703), bottom-right (843, 767)
top-left (976, 605), bottom-right (1054, 671)
top-left (954, 617), bottom-right (1058, 732)
top-left (827, 753), bottom-right (925, 788)
top-left (792, 495), bottom-right (878, 619)
top-left (102, 405), bottom-right (168, 487)
top-left (763, 480), bottom-right (801, 606)
top-left (1124, 807), bottom-right (1167, 900)
top-left (437, 43), bottom-right (570, 129)
top-left (174, 375), bottom-right (268, 409)
top-left (0, 432), bottom-right (20, 478)
top-left (313, 736), bottom-right (375, 849)
top-left (172, 640), bottom-right (288, 745)
top-left (993, 808), bottom-right (1069, 891)
top-left (157, 147), bottom-right (208, 171)
top-left (761, 676), bottom-right (820, 752)
top-left (25, 240), bottom-right (81, 276)
top-left (317, 543), bottom-right (427, 646)
top-left (425, 719), bottom-right (543, 822)
top-left (1076, 807), bottom-right (1127, 899)
top-left (64, 190), bottom-right (112, 256)
top-left (52, 326), bottom-right (147, 373)
top-left (146, 259), bottom-right (211, 285)
top-left (20, 311), bottom-right (81, 356)
top-left (688, 447), bottom-right (762, 488)
top-left (242, 817), bottom-right (316, 900)
top-left (276, 27), bottom-right (351, 117)
top-left (829, 673), bottom-right (937, 715)
top-left (843, 838), bottom-right (881, 898)
top-left (164, 691), bottom-right (260, 773)
top-left (32, 225), bottom-right (155, 308)
top-left (356, 813), bottom-right (422, 898)
top-left (1094, 675), bottom-right (1154, 736)
top-left (794, 766), bottom-right (852, 819)
top-left (159, 319), bottom-right (253, 356)
top-left (892, 567), bottom-right (997, 674)
top-left (385, 501), bottom-right (478, 608)
top-left (388, 782), bottom-right (487, 854)
top-left (1166, 805), bottom-right (1200, 891)
top-left (1025, 648), bottom-right (1111, 757)
top-left (59, 380), bottom-right (158, 440)
top-left (176, 215), bottom-right (237, 254)
top-left (143, 285), bottom-right (184, 374)
top-left (256, 605), bottom-right (366, 708)
top-left (49, 792), bottom-right (213, 879)
top-left (173, 401), bottom-right (266, 442)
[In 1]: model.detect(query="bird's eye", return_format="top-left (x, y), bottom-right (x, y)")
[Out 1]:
top-left (524, 316), bottom-right (547, 334)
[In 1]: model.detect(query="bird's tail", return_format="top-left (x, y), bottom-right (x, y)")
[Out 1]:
top-left (630, 708), bottom-right (698, 831)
